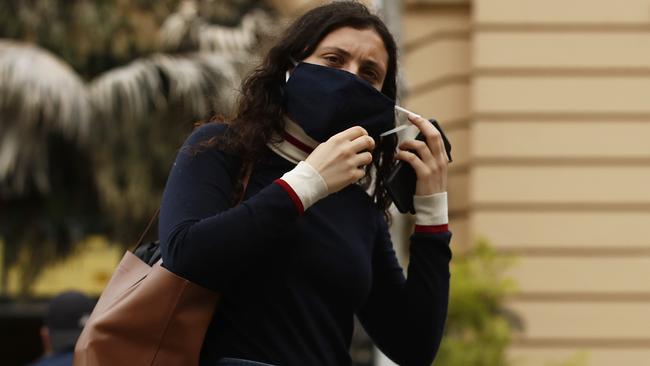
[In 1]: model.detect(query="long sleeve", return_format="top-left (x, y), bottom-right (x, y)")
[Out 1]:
top-left (158, 124), bottom-right (302, 291)
top-left (357, 214), bottom-right (452, 366)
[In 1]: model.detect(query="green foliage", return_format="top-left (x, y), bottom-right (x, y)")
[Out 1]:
top-left (0, 0), bottom-right (182, 79)
top-left (0, 0), bottom-right (267, 296)
top-left (433, 240), bottom-right (517, 366)
top-left (432, 241), bottom-right (590, 366)
top-left (0, 0), bottom-right (263, 79)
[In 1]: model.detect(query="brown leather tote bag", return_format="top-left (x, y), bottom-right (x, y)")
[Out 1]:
top-left (73, 250), bottom-right (219, 366)
top-left (74, 164), bottom-right (252, 366)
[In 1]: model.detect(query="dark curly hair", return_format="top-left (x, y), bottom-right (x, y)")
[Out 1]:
top-left (206, 1), bottom-right (399, 218)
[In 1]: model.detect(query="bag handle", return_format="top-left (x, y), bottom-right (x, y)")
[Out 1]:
top-left (134, 207), bottom-right (161, 250)
top-left (133, 162), bottom-right (253, 251)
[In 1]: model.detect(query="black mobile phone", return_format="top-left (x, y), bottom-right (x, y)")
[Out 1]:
top-left (384, 118), bottom-right (452, 214)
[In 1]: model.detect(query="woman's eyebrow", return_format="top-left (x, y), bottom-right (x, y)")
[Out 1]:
top-left (319, 46), bottom-right (386, 74)
top-left (319, 46), bottom-right (352, 58)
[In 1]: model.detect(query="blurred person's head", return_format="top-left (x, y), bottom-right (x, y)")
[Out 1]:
top-left (219, 1), bottom-right (399, 216)
top-left (40, 291), bottom-right (94, 355)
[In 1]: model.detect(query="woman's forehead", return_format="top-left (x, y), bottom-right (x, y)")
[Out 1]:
top-left (315, 27), bottom-right (388, 68)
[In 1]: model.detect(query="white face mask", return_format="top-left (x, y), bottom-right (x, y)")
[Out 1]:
top-left (285, 58), bottom-right (299, 82)
top-left (379, 106), bottom-right (420, 137)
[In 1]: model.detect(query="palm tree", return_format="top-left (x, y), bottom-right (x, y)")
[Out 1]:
top-left (88, 52), bottom-right (245, 243)
top-left (0, 0), bottom-right (277, 295)
top-left (0, 40), bottom-right (92, 195)
top-left (0, 40), bottom-right (98, 294)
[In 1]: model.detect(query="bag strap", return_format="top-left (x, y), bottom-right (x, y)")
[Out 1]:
top-left (134, 207), bottom-right (161, 250)
top-left (133, 162), bottom-right (253, 251)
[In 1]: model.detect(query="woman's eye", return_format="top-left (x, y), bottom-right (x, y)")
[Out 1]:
top-left (324, 55), bottom-right (342, 65)
top-left (364, 70), bottom-right (378, 82)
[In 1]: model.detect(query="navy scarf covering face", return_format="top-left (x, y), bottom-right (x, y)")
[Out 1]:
top-left (282, 62), bottom-right (396, 142)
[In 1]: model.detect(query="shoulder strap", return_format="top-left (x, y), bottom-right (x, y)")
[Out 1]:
top-left (134, 207), bottom-right (161, 250)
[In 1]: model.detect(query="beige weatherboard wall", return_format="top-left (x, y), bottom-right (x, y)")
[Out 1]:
top-left (405, 0), bottom-right (650, 365)
top-left (402, 0), bottom-right (472, 251)
top-left (475, 0), bottom-right (650, 365)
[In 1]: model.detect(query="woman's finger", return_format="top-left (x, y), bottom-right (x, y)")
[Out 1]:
top-left (407, 113), bottom-right (437, 140)
top-left (399, 139), bottom-right (434, 166)
top-left (431, 132), bottom-right (447, 164)
top-left (353, 166), bottom-right (367, 181)
top-left (352, 151), bottom-right (373, 167)
top-left (331, 125), bottom-right (368, 143)
top-left (395, 150), bottom-right (430, 179)
top-left (406, 114), bottom-right (446, 159)
top-left (349, 134), bottom-right (376, 153)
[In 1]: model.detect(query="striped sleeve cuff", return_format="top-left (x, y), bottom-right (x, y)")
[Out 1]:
top-left (274, 179), bottom-right (305, 214)
top-left (413, 192), bottom-right (449, 233)
top-left (414, 224), bottom-right (449, 234)
top-left (274, 161), bottom-right (328, 214)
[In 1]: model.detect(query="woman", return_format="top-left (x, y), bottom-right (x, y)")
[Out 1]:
top-left (159, 2), bottom-right (451, 366)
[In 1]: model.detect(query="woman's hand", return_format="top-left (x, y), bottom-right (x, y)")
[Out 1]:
top-left (306, 126), bottom-right (375, 194)
top-left (395, 114), bottom-right (449, 196)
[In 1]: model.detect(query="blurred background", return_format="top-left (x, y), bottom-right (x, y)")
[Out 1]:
top-left (1, 0), bottom-right (649, 365)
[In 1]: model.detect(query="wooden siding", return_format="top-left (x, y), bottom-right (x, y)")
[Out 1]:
top-left (475, 32), bottom-right (650, 69)
top-left (472, 211), bottom-right (650, 250)
top-left (473, 121), bottom-right (650, 159)
top-left (508, 348), bottom-right (650, 366)
top-left (475, 0), bottom-right (650, 26)
top-left (403, 3), bottom-right (471, 249)
top-left (471, 0), bottom-right (650, 364)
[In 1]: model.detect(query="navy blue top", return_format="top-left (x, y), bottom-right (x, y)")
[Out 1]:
top-left (159, 123), bottom-right (452, 366)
